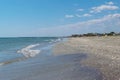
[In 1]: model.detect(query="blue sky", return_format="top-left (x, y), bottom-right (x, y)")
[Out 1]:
top-left (0, 0), bottom-right (120, 37)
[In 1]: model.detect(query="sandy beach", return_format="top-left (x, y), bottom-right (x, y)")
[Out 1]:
top-left (0, 36), bottom-right (120, 80)
top-left (53, 36), bottom-right (120, 80)
top-left (0, 37), bottom-right (102, 80)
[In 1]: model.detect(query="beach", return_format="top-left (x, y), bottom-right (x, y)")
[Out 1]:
top-left (0, 37), bottom-right (102, 80)
top-left (0, 37), bottom-right (120, 80)
top-left (53, 36), bottom-right (120, 80)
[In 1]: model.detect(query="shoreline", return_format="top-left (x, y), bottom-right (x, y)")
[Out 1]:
top-left (52, 36), bottom-right (120, 80)
top-left (0, 39), bottom-right (102, 80)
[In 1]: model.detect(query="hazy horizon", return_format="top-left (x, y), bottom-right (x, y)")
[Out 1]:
top-left (0, 0), bottom-right (120, 37)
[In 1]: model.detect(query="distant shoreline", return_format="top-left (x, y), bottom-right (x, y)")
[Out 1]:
top-left (69, 32), bottom-right (120, 38)
top-left (52, 36), bottom-right (120, 80)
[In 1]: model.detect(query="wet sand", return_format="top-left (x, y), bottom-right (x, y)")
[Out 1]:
top-left (0, 45), bottom-right (102, 80)
top-left (53, 36), bottom-right (120, 80)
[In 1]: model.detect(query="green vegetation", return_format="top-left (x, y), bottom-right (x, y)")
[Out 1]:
top-left (71, 32), bottom-right (120, 37)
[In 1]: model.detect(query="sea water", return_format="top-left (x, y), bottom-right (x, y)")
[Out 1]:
top-left (0, 37), bottom-right (102, 80)
top-left (0, 37), bottom-right (60, 65)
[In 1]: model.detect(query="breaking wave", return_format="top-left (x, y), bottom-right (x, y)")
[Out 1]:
top-left (49, 38), bottom-right (62, 43)
top-left (17, 44), bottom-right (41, 58)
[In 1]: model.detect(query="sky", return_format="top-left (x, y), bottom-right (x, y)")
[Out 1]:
top-left (0, 0), bottom-right (120, 37)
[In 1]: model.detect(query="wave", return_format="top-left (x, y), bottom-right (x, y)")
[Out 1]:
top-left (49, 38), bottom-right (62, 43)
top-left (17, 44), bottom-right (41, 58)
top-left (0, 57), bottom-right (27, 66)
top-left (17, 38), bottom-right (62, 58)
top-left (0, 44), bottom-right (41, 66)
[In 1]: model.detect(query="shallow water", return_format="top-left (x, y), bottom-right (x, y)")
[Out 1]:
top-left (0, 37), bottom-right (59, 64)
top-left (0, 53), bottom-right (103, 80)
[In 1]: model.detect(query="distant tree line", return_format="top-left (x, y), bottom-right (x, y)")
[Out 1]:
top-left (71, 32), bottom-right (120, 37)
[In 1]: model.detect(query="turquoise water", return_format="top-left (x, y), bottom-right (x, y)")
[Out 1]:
top-left (0, 37), bottom-right (59, 64)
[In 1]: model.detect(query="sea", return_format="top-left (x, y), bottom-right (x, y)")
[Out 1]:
top-left (0, 37), bottom-right (102, 80)
top-left (0, 37), bottom-right (60, 65)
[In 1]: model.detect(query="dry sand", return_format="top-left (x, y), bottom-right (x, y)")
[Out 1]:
top-left (52, 36), bottom-right (120, 80)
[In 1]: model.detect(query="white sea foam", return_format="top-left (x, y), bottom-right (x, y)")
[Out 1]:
top-left (17, 44), bottom-right (41, 58)
top-left (49, 38), bottom-right (62, 43)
